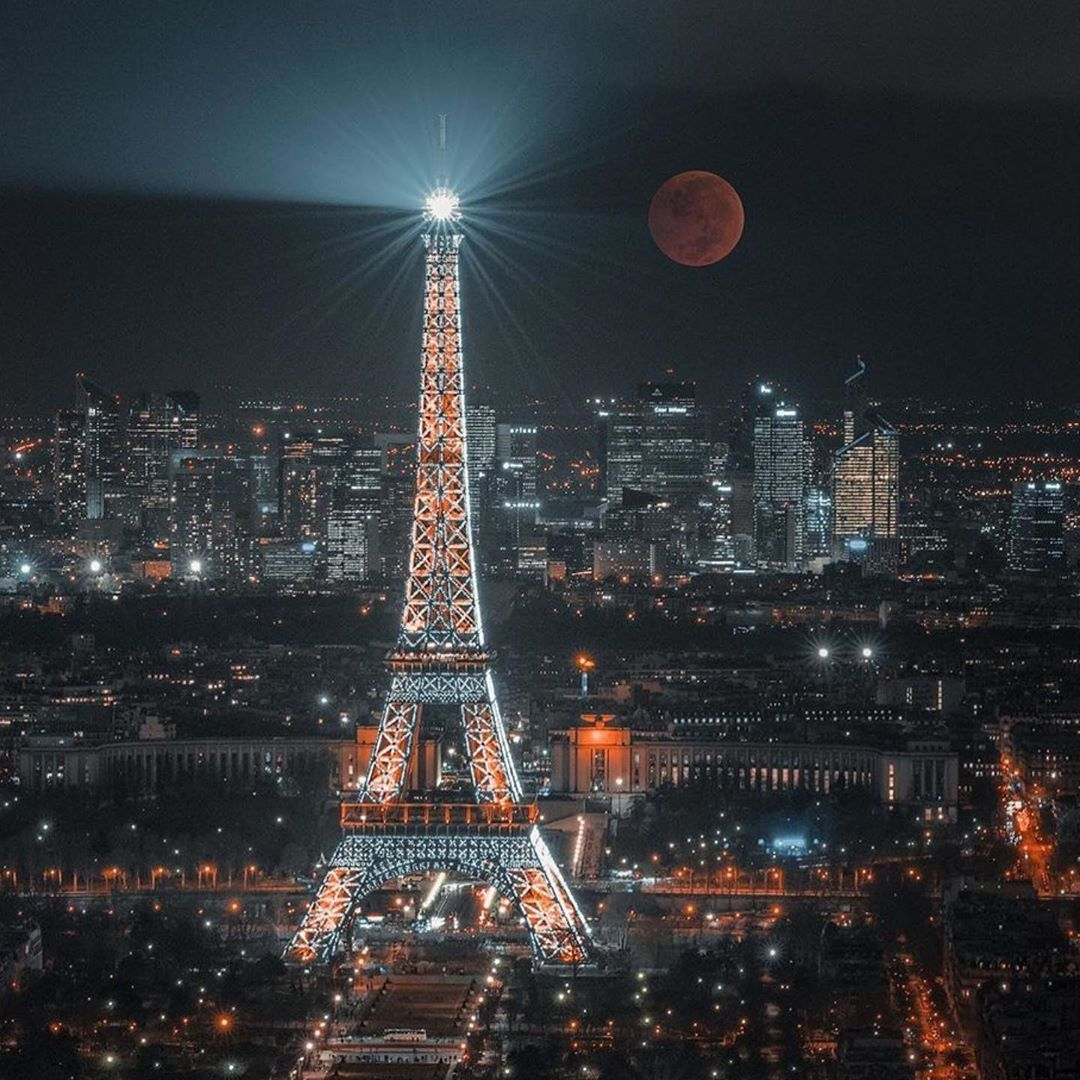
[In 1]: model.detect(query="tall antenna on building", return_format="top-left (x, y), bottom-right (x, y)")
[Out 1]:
top-left (437, 113), bottom-right (448, 185)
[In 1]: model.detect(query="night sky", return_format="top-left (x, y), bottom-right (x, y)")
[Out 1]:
top-left (2, 1), bottom-right (1079, 412)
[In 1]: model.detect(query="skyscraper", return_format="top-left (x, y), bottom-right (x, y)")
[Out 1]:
top-left (1008, 480), bottom-right (1064, 575)
top-left (169, 450), bottom-right (252, 580)
top-left (465, 403), bottom-right (496, 530)
top-left (804, 487), bottom-right (833, 560)
top-left (696, 482), bottom-right (735, 572)
top-left (327, 443), bottom-right (382, 582)
top-left (75, 375), bottom-right (124, 521)
top-left (492, 423), bottom-right (539, 570)
top-left (326, 511), bottom-right (378, 582)
top-left (603, 401), bottom-right (644, 504)
top-left (638, 381), bottom-right (708, 500)
top-left (726, 379), bottom-right (778, 560)
top-left (52, 408), bottom-right (86, 531)
top-left (495, 423), bottom-right (538, 485)
top-left (375, 433), bottom-right (417, 580)
top-left (279, 432), bottom-right (345, 543)
top-left (753, 403), bottom-right (806, 570)
top-left (127, 390), bottom-right (200, 516)
top-left (832, 360), bottom-right (900, 573)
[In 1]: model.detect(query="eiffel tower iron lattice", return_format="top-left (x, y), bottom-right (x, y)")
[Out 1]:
top-left (287, 186), bottom-right (592, 969)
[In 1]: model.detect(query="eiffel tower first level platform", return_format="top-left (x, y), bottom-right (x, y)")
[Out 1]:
top-left (286, 174), bottom-right (593, 970)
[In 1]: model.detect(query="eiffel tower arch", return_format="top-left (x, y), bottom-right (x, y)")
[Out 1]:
top-left (287, 180), bottom-right (592, 969)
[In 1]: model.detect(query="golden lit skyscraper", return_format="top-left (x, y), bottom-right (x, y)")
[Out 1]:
top-left (832, 359), bottom-right (899, 572)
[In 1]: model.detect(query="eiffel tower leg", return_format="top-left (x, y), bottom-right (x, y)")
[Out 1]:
top-left (462, 680), bottom-right (522, 803)
top-left (287, 856), bottom-right (369, 965)
top-left (508, 827), bottom-right (593, 967)
top-left (364, 685), bottom-right (421, 802)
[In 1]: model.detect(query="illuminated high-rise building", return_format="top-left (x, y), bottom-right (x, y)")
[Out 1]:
top-left (127, 390), bottom-right (200, 514)
top-left (327, 443), bottom-right (382, 582)
top-left (279, 432), bottom-right (345, 543)
top-left (495, 423), bottom-right (538, 489)
top-left (603, 401), bottom-right (643, 504)
top-left (638, 381), bottom-right (708, 499)
top-left (1008, 480), bottom-right (1064, 575)
top-left (696, 482), bottom-right (735, 572)
top-left (595, 489), bottom-right (671, 581)
top-left (727, 379), bottom-right (777, 558)
top-left (832, 359), bottom-right (900, 573)
top-left (753, 403), bottom-right (806, 570)
top-left (375, 433), bottom-right (417, 579)
top-left (75, 375), bottom-right (124, 520)
top-left (53, 408), bottom-right (86, 531)
top-left (492, 423), bottom-right (539, 570)
top-left (602, 382), bottom-right (708, 506)
top-left (465, 403), bottom-right (496, 529)
top-left (169, 450), bottom-right (252, 580)
top-left (248, 453), bottom-right (278, 516)
top-left (804, 487), bottom-right (833, 560)
top-left (692, 442), bottom-right (735, 572)
top-left (326, 510), bottom-right (379, 582)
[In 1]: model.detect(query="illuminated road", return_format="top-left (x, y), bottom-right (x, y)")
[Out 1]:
top-left (894, 952), bottom-right (977, 1080)
top-left (613, 864), bottom-right (880, 900)
top-left (999, 751), bottom-right (1059, 895)
top-left (2, 872), bottom-right (306, 899)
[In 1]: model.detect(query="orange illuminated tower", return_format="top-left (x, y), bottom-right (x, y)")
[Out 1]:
top-left (287, 170), bottom-right (592, 969)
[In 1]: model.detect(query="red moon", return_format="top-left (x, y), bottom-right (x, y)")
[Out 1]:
top-left (648, 171), bottom-right (745, 267)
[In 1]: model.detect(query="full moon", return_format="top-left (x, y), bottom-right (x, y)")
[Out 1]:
top-left (648, 171), bottom-right (745, 267)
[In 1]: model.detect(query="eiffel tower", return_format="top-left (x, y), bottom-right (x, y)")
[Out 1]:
top-left (287, 172), bottom-right (592, 970)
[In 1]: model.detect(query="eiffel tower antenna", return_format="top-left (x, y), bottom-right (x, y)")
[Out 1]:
top-left (437, 113), bottom-right (448, 185)
top-left (287, 135), bottom-right (592, 971)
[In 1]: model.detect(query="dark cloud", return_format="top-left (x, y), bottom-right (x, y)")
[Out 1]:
top-left (1, 2), bottom-right (1078, 410)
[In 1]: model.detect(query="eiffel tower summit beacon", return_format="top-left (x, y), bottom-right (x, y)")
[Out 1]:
top-left (287, 157), bottom-right (593, 971)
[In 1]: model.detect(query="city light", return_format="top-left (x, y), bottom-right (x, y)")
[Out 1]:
top-left (189, 558), bottom-right (203, 574)
top-left (89, 558), bottom-right (103, 573)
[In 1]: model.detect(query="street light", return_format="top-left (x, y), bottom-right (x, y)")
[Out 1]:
top-left (19, 562), bottom-right (32, 576)
top-left (89, 558), bottom-right (103, 574)
top-left (817, 646), bottom-right (830, 660)
top-left (189, 558), bottom-right (203, 575)
top-left (860, 645), bottom-right (873, 660)
top-left (575, 653), bottom-right (596, 697)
